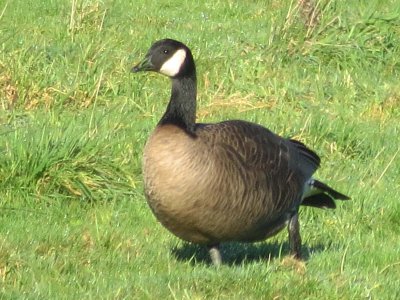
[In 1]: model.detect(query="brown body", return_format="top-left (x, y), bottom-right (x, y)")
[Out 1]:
top-left (143, 121), bottom-right (314, 245)
top-left (134, 38), bottom-right (349, 264)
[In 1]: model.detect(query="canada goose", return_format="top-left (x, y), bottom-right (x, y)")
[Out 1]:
top-left (132, 39), bottom-right (350, 266)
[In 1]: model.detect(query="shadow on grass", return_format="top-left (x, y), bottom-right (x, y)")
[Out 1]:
top-left (171, 241), bottom-right (327, 266)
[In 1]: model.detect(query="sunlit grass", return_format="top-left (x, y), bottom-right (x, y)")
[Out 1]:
top-left (0, 0), bottom-right (399, 298)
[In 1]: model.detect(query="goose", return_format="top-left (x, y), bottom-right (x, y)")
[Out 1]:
top-left (132, 39), bottom-right (350, 266)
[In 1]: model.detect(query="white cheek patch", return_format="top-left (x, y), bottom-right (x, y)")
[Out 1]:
top-left (160, 49), bottom-right (186, 77)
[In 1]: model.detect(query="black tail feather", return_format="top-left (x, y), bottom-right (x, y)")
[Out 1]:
top-left (301, 179), bottom-right (350, 210)
top-left (302, 194), bottom-right (336, 209)
top-left (312, 179), bottom-right (350, 200)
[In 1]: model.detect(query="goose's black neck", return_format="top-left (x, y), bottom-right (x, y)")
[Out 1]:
top-left (159, 73), bottom-right (197, 135)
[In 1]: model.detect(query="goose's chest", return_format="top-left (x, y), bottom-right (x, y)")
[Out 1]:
top-left (142, 125), bottom-right (206, 213)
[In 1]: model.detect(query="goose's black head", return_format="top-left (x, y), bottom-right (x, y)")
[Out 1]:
top-left (132, 39), bottom-right (195, 78)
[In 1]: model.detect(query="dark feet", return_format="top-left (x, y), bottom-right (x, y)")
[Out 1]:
top-left (288, 212), bottom-right (302, 259)
top-left (207, 244), bottom-right (222, 266)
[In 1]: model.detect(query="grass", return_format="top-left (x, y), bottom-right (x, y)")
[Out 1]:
top-left (0, 0), bottom-right (399, 298)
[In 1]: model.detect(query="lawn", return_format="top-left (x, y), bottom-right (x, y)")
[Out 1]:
top-left (0, 0), bottom-right (399, 298)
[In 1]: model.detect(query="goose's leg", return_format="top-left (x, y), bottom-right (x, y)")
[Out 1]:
top-left (207, 244), bottom-right (222, 266)
top-left (288, 211), bottom-right (302, 259)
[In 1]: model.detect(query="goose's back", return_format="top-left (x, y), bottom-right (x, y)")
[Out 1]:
top-left (143, 121), bottom-right (319, 244)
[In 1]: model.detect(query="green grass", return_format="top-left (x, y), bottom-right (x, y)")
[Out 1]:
top-left (1, 0), bottom-right (400, 298)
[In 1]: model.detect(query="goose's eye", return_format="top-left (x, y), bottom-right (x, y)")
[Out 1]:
top-left (163, 49), bottom-right (169, 54)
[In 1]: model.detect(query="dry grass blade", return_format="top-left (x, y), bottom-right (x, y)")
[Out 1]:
top-left (373, 148), bottom-right (400, 187)
top-left (298, 0), bottom-right (321, 29)
top-left (0, 1), bottom-right (9, 21)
